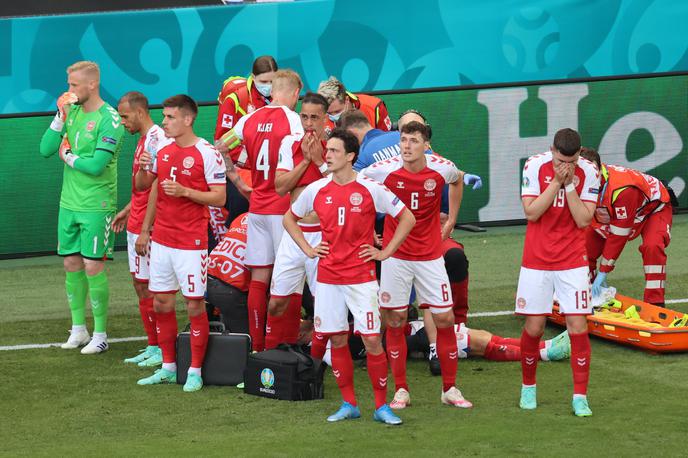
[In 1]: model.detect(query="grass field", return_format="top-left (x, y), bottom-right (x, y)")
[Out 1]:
top-left (2, 216), bottom-right (688, 456)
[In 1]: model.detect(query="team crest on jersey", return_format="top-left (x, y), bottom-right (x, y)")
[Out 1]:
top-left (86, 121), bottom-right (95, 131)
top-left (380, 292), bottom-right (391, 304)
top-left (183, 156), bottom-right (195, 169)
top-left (572, 175), bottom-right (580, 187)
top-left (517, 297), bottom-right (526, 309)
top-left (424, 179), bottom-right (437, 191)
top-left (350, 192), bottom-right (363, 206)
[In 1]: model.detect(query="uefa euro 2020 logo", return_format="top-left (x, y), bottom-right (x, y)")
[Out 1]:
top-left (260, 368), bottom-right (275, 389)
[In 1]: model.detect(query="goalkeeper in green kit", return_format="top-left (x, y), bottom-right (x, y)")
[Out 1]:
top-left (39, 61), bottom-right (124, 354)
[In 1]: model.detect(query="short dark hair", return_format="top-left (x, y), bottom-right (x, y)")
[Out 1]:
top-left (163, 94), bottom-right (198, 120)
top-left (301, 91), bottom-right (328, 113)
top-left (579, 147), bottom-right (601, 170)
top-left (400, 120), bottom-right (430, 142)
top-left (119, 91), bottom-right (149, 111)
top-left (553, 128), bottom-right (581, 156)
top-left (338, 109), bottom-right (370, 130)
top-left (329, 127), bottom-right (360, 164)
top-left (252, 55), bottom-right (277, 76)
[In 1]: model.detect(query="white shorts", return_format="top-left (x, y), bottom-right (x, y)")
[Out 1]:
top-left (455, 323), bottom-right (470, 359)
top-left (270, 228), bottom-right (320, 297)
top-left (149, 241), bottom-right (208, 299)
top-left (379, 257), bottom-right (452, 313)
top-left (126, 231), bottom-right (150, 281)
top-left (313, 281), bottom-right (380, 335)
top-left (515, 266), bottom-right (591, 315)
top-left (244, 213), bottom-right (284, 267)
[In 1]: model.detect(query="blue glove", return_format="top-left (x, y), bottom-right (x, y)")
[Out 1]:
top-left (463, 173), bottom-right (483, 190)
top-left (591, 272), bottom-right (607, 298)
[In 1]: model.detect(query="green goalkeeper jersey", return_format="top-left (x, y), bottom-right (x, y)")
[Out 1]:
top-left (60, 103), bottom-right (124, 212)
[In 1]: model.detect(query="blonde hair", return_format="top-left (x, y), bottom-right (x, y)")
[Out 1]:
top-left (67, 61), bottom-right (100, 81)
top-left (317, 76), bottom-right (346, 105)
top-left (271, 69), bottom-right (303, 93)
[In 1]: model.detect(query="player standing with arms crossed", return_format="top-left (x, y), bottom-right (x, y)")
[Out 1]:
top-left (39, 61), bottom-right (124, 354)
top-left (135, 95), bottom-right (226, 392)
top-left (362, 121), bottom-right (471, 410)
top-left (216, 70), bottom-right (304, 351)
top-left (284, 128), bottom-right (415, 425)
top-left (517, 128), bottom-right (599, 416)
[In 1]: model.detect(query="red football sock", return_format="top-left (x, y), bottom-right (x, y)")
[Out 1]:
top-left (385, 326), bottom-right (408, 391)
top-left (491, 336), bottom-right (521, 347)
top-left (569, 331), bottom-right (591, 395)
top-left (284, 294), bottom-right (302, 344)
top-left (264, 311), bottom-right (285, 350)
top-left (451, 277), bottom-right (469, 325)
top-left (436, 325), bottom-right (458, 392)
top-left (366, 351), bottom-right (389, 409)
top-left (331, 344), bottom-right (356, 406)
top-left (311, 332), bottom-right (328, 360)
top-left (247, 280), bottom-right (268, 351)
top-left (155, 310), bottom-right (178, 364)
top-left (139, 297), bottom-right (157, 346)
top-left (189, 312), bottom-right (209, 368)
top-left (520, 329), bottom-right (542, 385)
top-left (483, 335), bottom-right (521, 361)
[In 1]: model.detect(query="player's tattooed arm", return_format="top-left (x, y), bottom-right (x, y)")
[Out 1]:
top-left (112, 202), bottom-right (131, 233)
top-left (135, 182), bottom-right (157, 256)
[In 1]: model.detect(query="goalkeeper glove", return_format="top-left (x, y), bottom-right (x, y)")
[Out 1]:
top-left (58, 136), bottom-right (79, 168)
top-left (463, 173), bottom-right (483, 190)
top-left (50, 92), bottom-right (78, 132)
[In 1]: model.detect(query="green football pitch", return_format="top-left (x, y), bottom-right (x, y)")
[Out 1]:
top-left (2, 216), bottom-right (688, 456)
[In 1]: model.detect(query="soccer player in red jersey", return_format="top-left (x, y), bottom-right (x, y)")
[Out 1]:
top-left (134, 95), bottom-right (226, 392)
top-left (216, 69), bottom-right (304, 351)
top-left (284, 128), bottom-right (415, 425)
top-left (362, 121), bottom-right (471, 410)
top-left (317, 76), bottom-right (392, 135)
top-left (516, 128), bottom-right (599, 416)
top-left (263, 92), bottom-right (330, 350)
top-left (113, 91), bottom-right (172, 367)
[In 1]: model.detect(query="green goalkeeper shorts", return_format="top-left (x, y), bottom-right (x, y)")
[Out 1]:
top-left (57, 207), bottom-right (115, 260)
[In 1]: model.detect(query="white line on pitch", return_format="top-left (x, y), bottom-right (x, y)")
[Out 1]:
top-left (0, 336), bottom-right (146, 351)
top-left (2, 298), bottom-right (687, 351)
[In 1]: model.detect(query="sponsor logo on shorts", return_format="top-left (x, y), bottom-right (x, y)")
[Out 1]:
top-left (424, 179), bottom-right (437, 191)
top-left (380, 292), bottom-right (391, 303)
top-left (183, 156), bottom-right (195, 169)
top-left (517, 297), bottom-right (526, 309)
top-left (350, 192), bottom-right (363, 206)
top-left (102, 136), bottom-right (117, 145)
top-left (86, 121), bottom-right (96, 131)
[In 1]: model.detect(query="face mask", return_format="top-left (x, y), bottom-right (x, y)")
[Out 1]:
top-left (255, 82), bottom-right (272, 98)
top-left (328, 111), bottom-right (342, 123)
